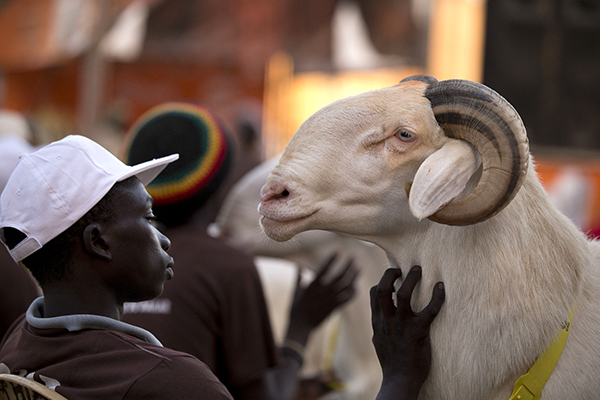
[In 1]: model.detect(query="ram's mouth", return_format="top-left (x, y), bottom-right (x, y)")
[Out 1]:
top-left (259, 209), bottom-right (318, 241)
top-left (259, 210), bottom-right (317, 224)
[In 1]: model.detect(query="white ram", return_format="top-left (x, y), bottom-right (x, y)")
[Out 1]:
top-left (257, 76), bottom-right (600, 399)
top-left (212, 156), bottom-right (389, 400)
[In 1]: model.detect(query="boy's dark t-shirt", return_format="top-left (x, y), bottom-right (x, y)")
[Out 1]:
top-left (0, 298), bottom-right (233, 400)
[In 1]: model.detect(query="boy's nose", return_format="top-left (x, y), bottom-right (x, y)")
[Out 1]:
top-left (156, 228), bottom-right (171, 252)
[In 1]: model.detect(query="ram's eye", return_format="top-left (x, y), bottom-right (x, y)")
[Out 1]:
top-left (395, 129), bottom-right (417, 142)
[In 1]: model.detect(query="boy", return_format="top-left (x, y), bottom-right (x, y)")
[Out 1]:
top-left (0, 135), bottom-right (232, 399)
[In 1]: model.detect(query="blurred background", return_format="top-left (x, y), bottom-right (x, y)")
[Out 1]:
top-left (0, 0), bottom-right (599, 233)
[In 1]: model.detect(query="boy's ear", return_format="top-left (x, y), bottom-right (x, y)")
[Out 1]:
top-left (83, 224), bottom-right (112, 260)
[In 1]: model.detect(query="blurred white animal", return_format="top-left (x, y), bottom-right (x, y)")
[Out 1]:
top-left (211, 156), bottom-right (389, 400)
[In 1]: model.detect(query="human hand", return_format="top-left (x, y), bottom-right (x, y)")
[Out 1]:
top-left (370, 266), bottom-right (445, 400)
top-left (286, 253), bottom-right (358, 345)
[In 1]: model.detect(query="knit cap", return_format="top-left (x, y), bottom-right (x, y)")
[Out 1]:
top-left (122, 102), bottom-right (233, 226)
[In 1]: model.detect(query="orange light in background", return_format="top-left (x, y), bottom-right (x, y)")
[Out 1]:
top-left (288, 67), bottom-right (424, 134)
top-left (262, 52), bottom-right (294, 159)
top-left (427, 0), bottom-right (487, 82)
top-left (262, 52), bottom-right (424, 158)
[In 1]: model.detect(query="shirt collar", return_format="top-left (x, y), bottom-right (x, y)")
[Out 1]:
top-left (26, 297), bottom-right (163, 347)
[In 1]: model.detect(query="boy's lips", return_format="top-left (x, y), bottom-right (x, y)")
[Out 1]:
top-left (166, 258), bottom-right (175, 280)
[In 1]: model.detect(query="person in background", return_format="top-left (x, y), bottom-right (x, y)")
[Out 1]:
top-left (0, 132), bottom-right (41, 340)
top-left (120, 102), bottom-right (358, 400)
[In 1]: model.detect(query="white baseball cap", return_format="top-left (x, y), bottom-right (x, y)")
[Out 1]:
top-left (0, 135), bottom-right (179, 262)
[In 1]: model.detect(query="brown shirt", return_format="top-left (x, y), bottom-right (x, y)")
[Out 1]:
top-left (0, 298), bottom-right (233, 400)
top-left (122, 226), bottom-right (278, 396)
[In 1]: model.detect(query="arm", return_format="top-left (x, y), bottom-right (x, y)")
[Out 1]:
top-left (264, 253), bottom-right (359, 400)
top-left (371, 266), bottom-right (445, 400)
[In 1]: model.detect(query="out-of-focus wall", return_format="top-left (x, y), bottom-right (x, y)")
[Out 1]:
top-left (536, 157), bottom-right (600, 236)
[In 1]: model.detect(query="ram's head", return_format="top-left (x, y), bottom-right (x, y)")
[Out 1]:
top-left (259, 76), bottom-right (529, 242)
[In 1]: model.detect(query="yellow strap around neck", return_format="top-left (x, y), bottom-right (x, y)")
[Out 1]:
top-left (509, 309), bottom-right (574, 400)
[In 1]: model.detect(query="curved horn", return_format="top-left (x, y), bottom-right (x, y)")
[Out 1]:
top-left (423, 79), bottom-right (529, 225)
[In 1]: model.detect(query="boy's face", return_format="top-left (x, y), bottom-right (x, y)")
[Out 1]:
top-left (102, 178), bottom-right (174, 304)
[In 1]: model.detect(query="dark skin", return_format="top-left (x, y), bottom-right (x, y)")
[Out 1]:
top-left (41, 178), bottom-right (174, 319)
top-left (371, 266), bottom-right (445, 400)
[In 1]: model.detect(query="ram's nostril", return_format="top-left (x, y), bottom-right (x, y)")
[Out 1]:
top-left (260, 184), bottom-right (292, 202)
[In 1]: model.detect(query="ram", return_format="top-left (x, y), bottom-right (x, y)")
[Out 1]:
top-left (212, 155), bottom-right (389, 400)
top-left (258, 76), bottom-right (600, 399)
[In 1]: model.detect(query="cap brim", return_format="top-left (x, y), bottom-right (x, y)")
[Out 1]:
top-left (119, 153), bottom-right (179, 185)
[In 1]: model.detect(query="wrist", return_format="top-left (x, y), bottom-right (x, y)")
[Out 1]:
top-left (281, 338), bottom-right (305, 367)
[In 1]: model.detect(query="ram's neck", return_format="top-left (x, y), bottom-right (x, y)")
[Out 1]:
top-left (372, 167), bottom-right (590, 399)
top-left (379, 165), bottom-right (585, 308)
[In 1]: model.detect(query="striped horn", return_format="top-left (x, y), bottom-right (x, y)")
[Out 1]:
top-left (422, 78), bottom-right (529, 225)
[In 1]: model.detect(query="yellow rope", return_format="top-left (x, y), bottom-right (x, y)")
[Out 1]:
top-left (509, 309), bottom-right (574, 400)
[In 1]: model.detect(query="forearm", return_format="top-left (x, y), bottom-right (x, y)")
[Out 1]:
top-left (283, 321), bottom-right (310, 348)
top-left (376, 376), bottom-right (423, 400)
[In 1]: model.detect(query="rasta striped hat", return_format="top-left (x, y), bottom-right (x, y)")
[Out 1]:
top-left (122, 102), bottom-right (233, 226)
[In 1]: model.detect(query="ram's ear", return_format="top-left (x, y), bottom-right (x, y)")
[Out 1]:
top-left (408, 140), bottom-right (481, 220)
